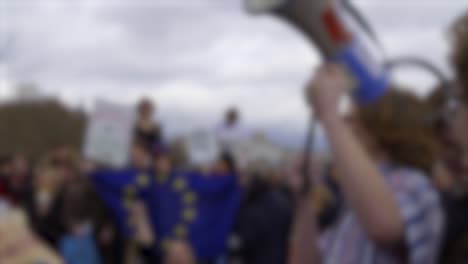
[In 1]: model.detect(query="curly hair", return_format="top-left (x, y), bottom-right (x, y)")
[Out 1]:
top-left (356, 89), bottom-right (439, 174)
top-left (452, 10), bottom-right (468, 98)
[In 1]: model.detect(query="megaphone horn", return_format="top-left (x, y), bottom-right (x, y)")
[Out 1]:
top-left (246, 0), bottom-right (389, 104)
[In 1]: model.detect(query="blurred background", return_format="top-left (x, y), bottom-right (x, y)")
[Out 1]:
top-left (0, 0), bottom-right (465, 151)
top-left (1, 1), bottom-right (468, 264)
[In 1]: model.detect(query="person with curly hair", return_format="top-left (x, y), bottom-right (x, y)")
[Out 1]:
top-left (289, 65), bottom-right (444, 264)
top-left (438, 10), bottom-right (468, 264)
top-left (451, 11), bottom-right (468, 154)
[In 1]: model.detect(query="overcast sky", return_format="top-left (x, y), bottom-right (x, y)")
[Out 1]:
top-left (0, 0), bottom-right (466, 147)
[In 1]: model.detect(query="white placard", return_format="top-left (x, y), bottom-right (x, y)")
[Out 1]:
top-left (231, 135), bottom-right (286, 170)
top-left (186, 130), bottom-right (220, 167)
top-left (83, 100), bottom-right (136, 168)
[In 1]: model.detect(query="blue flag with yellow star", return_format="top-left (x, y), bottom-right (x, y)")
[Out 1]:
top-left (147, 171), bottom-right (243, 261)
top-left (91, 168), bottom-right (153, 237)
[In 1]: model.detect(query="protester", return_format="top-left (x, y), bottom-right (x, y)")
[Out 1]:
top-left (290, 65), bottom-right (444, 264)
top-left (89, 162), bottom-right (153, 262)
top-left (150, 151), bottom-right (242, 263)
top-left (94, 205), bottom-right (126, 264)
top-left (92, 146), bottom-right (241, 263)
top-left (51, 144), bottom-right (75, 165)
top-left (60, 179), bottom-right (101, 264)
top-left (216, 107), bottom-right (247, 153)
top-left (438, 11), bottom-right (468, 263)
top-left (130, 140), bottom-right (151, 170)
top-left (450, 11), bottom-right (468, 164)
top-left (3, 19), bottom-right (466, 264)
top-left (229, 170), bottom-right (293, 264)
top-left (425, 88), bottom-right (456, 193)
top-left (24, 158), bottom-right (66, 248)
top-left (0, 155), bottom-right (12, 202)
top-left (7, 153), bottom-right (32, 205)
top-left (135, 98), bottom-right (164, 151)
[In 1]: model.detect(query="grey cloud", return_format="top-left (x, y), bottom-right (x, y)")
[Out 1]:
top-left (2, 0), bottom-right (467, 147)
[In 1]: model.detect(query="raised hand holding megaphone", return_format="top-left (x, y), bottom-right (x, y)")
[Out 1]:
top-left (246, 0), bottom-right (389, 104)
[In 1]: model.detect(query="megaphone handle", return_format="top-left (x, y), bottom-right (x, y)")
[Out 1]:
top-left (301, 113), bottom-right (317, 196)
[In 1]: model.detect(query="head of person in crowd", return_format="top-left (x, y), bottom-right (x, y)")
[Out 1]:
top-left (351, 89), bottom-right (439, 175)
top-left (211, 152), bottom-right (236, 175)
top-left (34, 158), bottom-right (62, 192)
top-left (51, 144), bottom-right (74, 164)
top-left (33, 160), bottom-right (62, 215)
top-left (152, 144), bottom-right (172, 176)
top-left (164, 240), bottom-right (196, 264)
top-left (217, 107), bottom-right (246, 153)
top-left (48, 148), bottom-right (82, 187)
top-left (7, 153), bottom-right (31, 203)
top-left (0, 155), bottom-right (12, 202)
top-left (282, 154), bottom-right (327, 194)
top-left (225, 107), bottom-right (239, 127)
top-left (11, 153), bottom-right (30, 179)
top-left (170, 137), bottom-right (189, 169)
top-left (450, 11), bottom-right (468, 188)
top-left (62, 179), bottom-right (93, 235)
top-left (427, 86), bottom-right (454, 145)
top-left (138, 98), bottom-right (155, 121)
top-left (239, 160), bottom-right (278, 188)
top-left (0, 155), bottom-right (12, 180)
top-left (426, 87), bottom-right (459, 192)
top-left (135, 98), bottom-right (163, 151)
top-left (130, 140), bottom-right (150, 170)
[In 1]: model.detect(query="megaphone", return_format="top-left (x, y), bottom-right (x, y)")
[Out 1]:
top-left (246, 0), bottom-right (388, 104)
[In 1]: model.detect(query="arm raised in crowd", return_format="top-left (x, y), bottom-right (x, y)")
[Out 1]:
top-left (290, 195), bottom-right (321, 264)
top-left (308, 64), bottom-right (404, 247)
top-left (285, 158), bottom-right (321, 264)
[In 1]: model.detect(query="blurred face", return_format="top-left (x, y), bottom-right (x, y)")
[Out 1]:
top-left (226, 110), bottom-right (238, 126)
top-left (432, 161), bottom-right (456, 192)
top-left (139, 102), bottom-right (154, 119)
top-left (36, 168), bottom-right (60, 192)
top-left (0, 160), bottom-right (12, 178)
top-left (58, 165), bottom-right (79, 186)
top-left (153, 156), bottom-right (171, 175)
top-left (12, 155), bottom-right (29, 177)
top-left (165, 241), bottom-right (195, 264)
top-left (54, 145), bottom-right (72, 163)
top-left (131, 144), bottom-right (149, 169)
top-left (212, 159), bottom-right (229, 175)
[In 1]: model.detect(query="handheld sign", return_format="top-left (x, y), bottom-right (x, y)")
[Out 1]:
top-left (186, 130), bottom-right (221, 167)
top-left (83, 100), bottom-right (136, 168)
top-left (231, 135), bottom-right (286, 171)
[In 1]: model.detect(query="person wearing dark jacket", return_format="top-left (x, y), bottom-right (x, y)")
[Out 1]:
top-left (437, 11), bottom-right (468, 263)
top-left (229, 176), bottom-right (293, 264)
top-left (24, 163), bottom-right (66, 248)
top-left (134, 98), bottom-right (163, 151)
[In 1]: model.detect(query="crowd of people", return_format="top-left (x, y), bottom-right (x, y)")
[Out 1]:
top-left (0, 9), bottom-right (467, 264)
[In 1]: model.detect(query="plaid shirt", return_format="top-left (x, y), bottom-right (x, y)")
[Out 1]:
top-left (320, 167), bottom-right (444, 264)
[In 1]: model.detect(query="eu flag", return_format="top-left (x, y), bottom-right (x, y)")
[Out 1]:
top-left (147, 170), bottom-right (243, 261)
top-left (91, 168), bottom-right (153, 237)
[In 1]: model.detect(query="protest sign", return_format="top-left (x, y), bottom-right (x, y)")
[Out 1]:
top-left (83, 100), bottom-right (136, 168)
top-left (231, 134), bottom-right (286, 170)
top-left (186, 130), bottom-right (221, 167)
